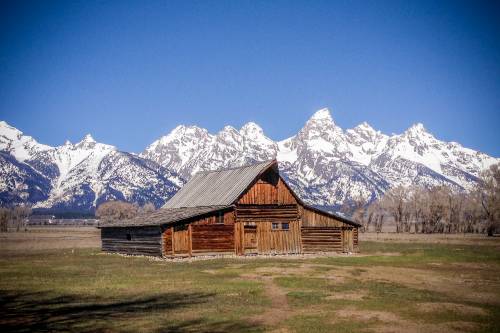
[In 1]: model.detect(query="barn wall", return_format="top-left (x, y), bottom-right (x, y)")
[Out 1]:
top-left (256, 221), bottom-right (301, 254)
top-left (353, 228), bottom-right (359, 250)
top-left (299, 205), bottom-right (359, 253)
top-left (192, 224), bottom-right (234, 254)
top-left (101, 226), bottom-right (162, 256)
top-left (301, 226), bottom-right (342, 253)
top-left (191, 211), bottom-right (235, 225)
top-left (299, 205), bottom-right (345, 227)
top-left (163, 210), bottom-right (236, 257)
top-left (236, 205), bottom-right (298, 222)
top-left (237, 171), bottom-right (297, 206)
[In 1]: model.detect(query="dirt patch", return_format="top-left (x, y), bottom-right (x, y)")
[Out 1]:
top-left (371, 320), bottom-right (479, 333)
top-left (242, 274), bottom-right (292, 326)
top-left (326, 290), bottom-right (368, 301)
top-left (335, 308), bottom-right (479, 333)
top-left (201, 269), bottom-right (218, 275)
top-left (356, 252), bottom-right (402, 257)
top-left (357, 266), bottom-right (500, 305)
top-left (336, 308), bottom-right (400, 322)
top-left (417, 302), bottom-right (488, 316)
top-left (255, 263), bottom-right (316, 276)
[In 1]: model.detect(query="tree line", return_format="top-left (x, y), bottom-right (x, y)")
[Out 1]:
top-left (348, 163), bottom-right (500, 235)
top-left (0, 206), bottom-right (32, 232)
top-left (95, 201), bottom-right (156, 223)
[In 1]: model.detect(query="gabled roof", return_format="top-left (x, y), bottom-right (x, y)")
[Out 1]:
top-left (163, 160), bottom-right (277, 208)
top-left (99, 159), bottom-right (359, 228)
top-left (99, 205), bottom-right (231, 228)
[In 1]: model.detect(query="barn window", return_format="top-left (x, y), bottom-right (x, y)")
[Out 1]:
top-left (282, 223), bottom-right (290, 230)
top-left (216, 211), bottom-right (224, 224)
top-left (272, 223), bottom-right (279, 230)
top-left (126, 233), bottom-right (132, 241)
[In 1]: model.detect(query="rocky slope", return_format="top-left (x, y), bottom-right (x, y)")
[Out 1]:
top-left (142, 108), bottom-right (498, 208)
top-left (1, 108), bottom-right (498, 212)
top-left (0, 121), bottom-right (181, 212)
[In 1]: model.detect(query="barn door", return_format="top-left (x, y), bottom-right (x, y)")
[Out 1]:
top-left (244, 225), bottom-right (257, 253)
top-left (342, 228), bottom-right (353, 253)
top-left (173, 225), bottom-right (190, 254)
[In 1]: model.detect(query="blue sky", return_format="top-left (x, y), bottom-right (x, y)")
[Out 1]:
top-left (0, 0), bottom-right (499, 155)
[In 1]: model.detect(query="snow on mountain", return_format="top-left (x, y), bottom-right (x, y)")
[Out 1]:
top-left (0, 122), bottom-right (181, 211)
top-left (1, 107), bottom-right (498, 212)
top-left (142, 108), bottom-right (499, 208)
top-left (141, 122), bottom-right (277, 179)
top-left (0, 121), bottom-right (51, 161)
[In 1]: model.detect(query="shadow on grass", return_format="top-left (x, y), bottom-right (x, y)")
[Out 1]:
top-left (0, 290), bottom-right (260, 332)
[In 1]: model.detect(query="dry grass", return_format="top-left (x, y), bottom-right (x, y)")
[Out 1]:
top-left (0, 227), bottom-right (499, 332)
top-left (0, 226), bottom-right (100, 252)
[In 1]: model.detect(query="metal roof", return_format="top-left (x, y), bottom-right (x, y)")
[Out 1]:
top-left (302, 205), bottom-right (361, 227)
top-left (98, 205), bottom-right (231, 228)
top-left (163, 160), bottom-right (277, 208)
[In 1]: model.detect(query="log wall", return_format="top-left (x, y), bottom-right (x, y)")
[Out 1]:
top-left (191, 211), bottom-right (235, 225)
top-left (237, 173), bottom-right (297, 205)
top-left (301, 226), bottom-right (342, 253)
top-left (256, 221), bottom-right (301, 254)
top-left (353, 228), bottom-right (359, 250)
top-left (300, 205), bottom-right (345, 227)
top-left (191, 224), bottom-right (235, 254)
top-left (236, 205), bottom-right (298, 222)
top-left (162, 210), bottom-right (236, 257)
top-left (101, 226), bottom-right (162, 256)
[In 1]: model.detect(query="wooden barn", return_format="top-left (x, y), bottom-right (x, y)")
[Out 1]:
top-left (99, 160), bottom-right (360, 257)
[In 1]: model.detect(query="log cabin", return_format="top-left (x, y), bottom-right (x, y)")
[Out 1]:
top-left (99, 160), bottom-right (360, 257)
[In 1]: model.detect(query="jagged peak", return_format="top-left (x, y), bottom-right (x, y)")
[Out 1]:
top-left (64, 140), bottom-right (72, 146)
top-left (240, 122), bottom-right (266, 138)
top-left (354, 121), bottom-right (376, 132)
top-left (81, 133), bottom-right (96, 143)
top-left (166, 124), bottom-right (209, 138)
top-left (309, 108), bottom-right (333, 121)
top-left (218, 125), bottom-right (239, 136)
top-left (404, 123), bottom-right (431, 137)
top-left (240, 121), bottom-right (263, 133)
top-left (0, 120), bottom-right (23, 137)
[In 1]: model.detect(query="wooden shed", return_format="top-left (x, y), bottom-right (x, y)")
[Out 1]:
top-left (99, 160), bottom-right (360, 257)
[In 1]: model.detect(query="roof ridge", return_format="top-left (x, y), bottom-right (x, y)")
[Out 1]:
top-left (194, 159), bottom-right (276, 176)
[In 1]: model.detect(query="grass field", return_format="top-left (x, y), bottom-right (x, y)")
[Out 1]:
top-left (1, 228), bottom-right (499, 332)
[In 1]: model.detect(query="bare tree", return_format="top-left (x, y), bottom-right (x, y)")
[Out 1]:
top-left (379, 186), bottom-right (408, 233)
top-left (421, 186), bottom-right (450, 233)
top-left (350, 195), bottom-right (368, 232)
top-left (96, 201), bottom-right (138, 223)
top-left (366, 201), bottom-right (385, 233)
top-left (408, 186), bottom-right (426, 233)
top-left (0, 208), bottom-right (9, 232)
top-left (478, 163), bottom-right (500, 236)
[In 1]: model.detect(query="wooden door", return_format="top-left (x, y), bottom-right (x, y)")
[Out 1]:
top-left (244, 225), bottom-right (257, 253)
top-left (173, 225), bottom-right (190, 254)
top-left (342, 228), bottom-right (353, 253)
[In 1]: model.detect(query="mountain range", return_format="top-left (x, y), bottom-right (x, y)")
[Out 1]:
top-left (1, 108), bottom-right (498, 213)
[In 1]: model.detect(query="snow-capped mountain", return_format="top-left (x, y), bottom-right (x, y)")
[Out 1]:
top-left (142, 108), bottom-right (499, 208)
top-left (0, 121), bottom-right (181, 212)
top-left (143, 122), bottom-right (277, 180)
top-left (1, 108), bottom-right (498, 212)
